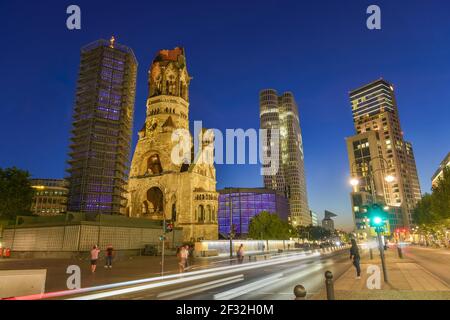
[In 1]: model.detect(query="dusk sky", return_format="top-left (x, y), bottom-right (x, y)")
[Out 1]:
top-left (1, 0), bottom-right (449, 230)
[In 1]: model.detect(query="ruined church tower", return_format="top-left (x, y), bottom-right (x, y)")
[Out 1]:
top-left (126, 47), bottom-right (218, 242)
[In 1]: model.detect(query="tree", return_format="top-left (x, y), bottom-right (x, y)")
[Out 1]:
top-left (431, 167), bottom-right (450, 222)
top-left (413, 167), bottom-right (450, 227)
top-left (297, 225), bottom-right (332, 241)
top-left (0, 167), bottom-right (34, 220)
top-left (413, 194), bottom-right (435, 225)
top-left (248, 211), bottom-right (291, 240)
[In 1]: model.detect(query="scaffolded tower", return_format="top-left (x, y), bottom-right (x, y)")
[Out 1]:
top-left (67, 37), bottom-right (138, 215)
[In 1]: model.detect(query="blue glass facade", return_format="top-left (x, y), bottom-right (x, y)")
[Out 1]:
top-left (218, 188), bottom-right (289, 238)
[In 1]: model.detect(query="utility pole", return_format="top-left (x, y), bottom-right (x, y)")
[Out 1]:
top-left (376, 226), bottom-right (388, 282)
top-left (161, 214), bottom-right (166, 277)
top-left (228, 195), bottom-right (234, 259)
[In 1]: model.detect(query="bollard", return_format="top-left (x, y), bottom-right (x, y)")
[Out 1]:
top-left (369, 248), bottom-right (373, 260)
top-left (293, 285), bottom-right (307, 300)
top-left (397, 246), bottom-right (403, 259)
top-left (325, 271), bottom-right (335, 300)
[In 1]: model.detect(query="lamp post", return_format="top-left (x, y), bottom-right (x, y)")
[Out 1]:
top-left (376, 225), bottom-right (389, 282)
top-left (161, 188), bottom-right (171, 277)
top-left (228, 194), bottom-right (234, 259)
top-left (349, 156), bottom-right (394, 282)
top-left (349, 156), bottom-right (395, 231)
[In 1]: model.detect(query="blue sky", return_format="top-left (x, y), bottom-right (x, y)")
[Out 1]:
top-left (0, 0), bottom-right (449, 230)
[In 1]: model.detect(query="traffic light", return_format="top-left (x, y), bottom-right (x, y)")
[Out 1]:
top-left (163, 221), bottom-right (173, 233)
top-left (366, 204), bottom-right (388, 232)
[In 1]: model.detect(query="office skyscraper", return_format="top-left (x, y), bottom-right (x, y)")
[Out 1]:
top-left (260, 89), bottom-right (310, 226)
top-left (67, 37), bottom-right (138, 215)
top-left (431, 152), bottom-right (450, 188)
top-left (346, 79), bottom-right (421, 235)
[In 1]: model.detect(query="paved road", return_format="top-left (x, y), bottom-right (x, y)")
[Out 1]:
top-left (0, 254), bottom-right (235, 292)
top-left (402, 246), bottom-right (450, 285)
top-left (62, 249), bottom-right (351, 300)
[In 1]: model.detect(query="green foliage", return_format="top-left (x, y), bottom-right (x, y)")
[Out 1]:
top-left (248, 211), bottom-right (292, 240)
top-left (413, 194), bottom-right (435, 225)
top-left (431, 167), bottom-right (450, 221)
top-left (0, 167), bottom-right (34, 220)
top-left (413, 167), bottom-right (450, 228)
top-left (297, 225), bottom-right (332, 241)
top-left (334, 229), bottom-right (351, 243)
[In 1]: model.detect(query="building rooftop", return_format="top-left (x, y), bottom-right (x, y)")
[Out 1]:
top-left (218, 187), bottom-right (286, 197)
top-left (155, 47), bottom-right (185, 62)
top-left (431, 152), bottom-right (450, 181)
top-left (81, 37), bottom-right (138, 64)
top-left (349, 78), bottom-right (393, 96)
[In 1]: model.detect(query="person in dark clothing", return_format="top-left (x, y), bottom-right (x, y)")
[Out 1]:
top-left (105, 244), bottom-right (114, 269)
top-left (350, 239), bottom-right (361, 279)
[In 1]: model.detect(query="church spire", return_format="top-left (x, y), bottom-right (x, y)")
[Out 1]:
top-left (148, 47), bottom-right (190, 102)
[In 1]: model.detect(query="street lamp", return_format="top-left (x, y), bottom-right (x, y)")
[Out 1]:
top-left (349, 178), bottom-right (360, 187)
top-left (384, 175), bottom-right (395, 183)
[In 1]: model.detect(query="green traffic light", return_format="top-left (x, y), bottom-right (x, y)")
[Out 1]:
top-left (373, 216), bottom-right (382, 225)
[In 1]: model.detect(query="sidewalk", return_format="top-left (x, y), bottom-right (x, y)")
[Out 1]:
top-left (312, 245), bottom-right (450, 300)
top-left (0, 254), bottom-right (229, 293)
top-left (0, 251), bottom-right (273, 294)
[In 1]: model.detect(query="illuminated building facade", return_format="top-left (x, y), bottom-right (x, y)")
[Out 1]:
top-left (30, 179), bottom-right (69, 216)
top-left (126, 47), bottom-right (218, 241)
top-left (309, 210), bottom-right (318, 226)
top-left (346, 79), bottom-right (422, 235)
top-left (217, 188), bottom-right (289, 238)
top-left (259, 90), bottom-right (310, 227)
top-left (322, 210), bottom-right (337, 231)
top-left (67, 38), bottom-right (138, 215)
top-left (431, 152), bottom-right (450, 188)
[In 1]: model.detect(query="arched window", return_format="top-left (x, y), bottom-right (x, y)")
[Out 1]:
top-left (147, 154), bottom-right (163, 175)
top-left (206, 205), bottom-right (211, 222)
top-left (147, 187), bottom-right (164, 214)
top-left (172, 202), bottom-right (177, 222)
top-left (198, 205), bottom-right (205, 222)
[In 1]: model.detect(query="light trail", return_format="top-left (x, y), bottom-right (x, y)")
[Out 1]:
top-left (156, 275), bottom-right (244, 300)
top-left (213, 273), bottom-right (284, 300)
top-left (7, 247), bottom-right (347, 300)
top-left (66, 252), bottom-right (321, 300)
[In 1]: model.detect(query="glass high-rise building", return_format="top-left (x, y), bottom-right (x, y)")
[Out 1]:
top-left (259, 90), bottom-right (310, 226)
top-left (218, 188), bottom-right (289, 238)
top-left (67, 37), bottom-right (138, 215)
top-left (346, 79), bottom-right (421, 235)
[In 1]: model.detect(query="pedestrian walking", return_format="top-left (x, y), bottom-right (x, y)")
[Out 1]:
top-left (188, 245), bottom-right (195, 266)
top-left (184, 245), bottom-right (191, 270)
top-left (237, 244), bottom-right (244, 264)
top-left (350, 239), bottom-right (361, 279)
top-left (90, 245), bottom-right (100, 273)
top-left (104, 244), bottom-right (114, 269)
top-left (178, 246), bottom-right (187, 273)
